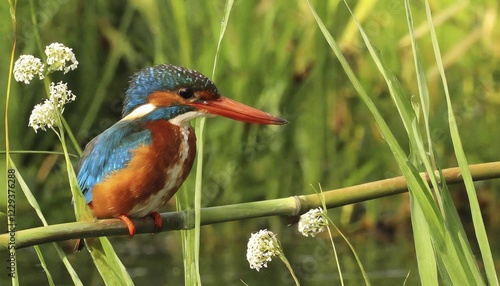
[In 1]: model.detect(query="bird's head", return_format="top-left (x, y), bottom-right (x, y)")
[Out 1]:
top-left (122, 64), bottom-right (287, 126)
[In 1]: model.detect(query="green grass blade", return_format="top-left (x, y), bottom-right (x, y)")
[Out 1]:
top-left (170, 1), bottom-right (196, 283)
top-left (192, 117), bottom-right (204, 285)
top-left (404, 1), bottom-right (431, 155)
top-left (328, 218), bottom-right (370, 285)
top-left (307, 0), bottom-right (487, 284)
top-left (341, 1), bottom-right (487, 284)
top-left (339, 0), bottom-right (377, 47)
top-left (403, 4), bottom-right (439, 280)
top-left (304, 0), bottom-right (444, 229)
top-left (212, 0), bottom-right (234, 80)
top-left (32, 245), bottom-right (54, 286)
top-left (404, 162), bottom-right (475, 285)
top-left (314, 185), bottom-right (369, 285)
top-left (185, 1), bottom-right (234, 284)
top-left (424, 1), bottom-right (498, 284)
top-left (85, 237), bottom-right (134, 286)
top-left (57, 130), bottom-right (91, 221)
top-left (8, 159), bottom-right (48, 225)
top-left (408, 195), bottom-right (437, 284)
top-left (5, 2), bottom-right (18, 283)
top-left (9, 159), bottom-right (83, 285)
top-left (403, 0), bottom-right (446, 221)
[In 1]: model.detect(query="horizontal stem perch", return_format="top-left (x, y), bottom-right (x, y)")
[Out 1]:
top-left (1, 161), bottom-right (500, 251)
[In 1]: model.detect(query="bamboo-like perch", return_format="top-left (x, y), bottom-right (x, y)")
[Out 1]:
top-left (1, 162), bottom-right (499, 251)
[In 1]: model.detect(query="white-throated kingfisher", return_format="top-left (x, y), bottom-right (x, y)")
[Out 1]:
top-left (76, 64), bottom-right (287, 239)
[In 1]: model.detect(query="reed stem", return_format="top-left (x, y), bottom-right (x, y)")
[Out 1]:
top-left (1, 161), bottom-right (499, 250)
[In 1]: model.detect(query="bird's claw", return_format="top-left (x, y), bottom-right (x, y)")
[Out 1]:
top-left (150, 212), bottom-right (162, 231)
top-left (118, 214), bottom-right (136, 237)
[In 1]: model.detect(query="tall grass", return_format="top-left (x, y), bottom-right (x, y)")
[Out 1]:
top-left (2, 0), bottom-right (499, 284)
top-left (307, 0), bottom-right (498, 284)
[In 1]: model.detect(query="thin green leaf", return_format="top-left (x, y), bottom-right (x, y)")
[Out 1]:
top-left (85, 237), bottom-right (134, 286)
top-left (404, 0), bottom-right (434, 165)
top-left (312, 184), bottom-right (369, 285)
top-left (182, 1), bottom-right (235, 285)
top-left (307, 0), bottom-right (486, 284)
top-left (212, 0), bottom-right (234, 80)
top-left (9, 159), bottom-right (83, 285)
top-left (404, 0), bottom-right (444, 207)
top-left (9, 159), bottom-right (48, 225)
top-left (425, 1), bottom-right (498, 284)
top-left (408, 195), bottom-right (437, 284)
top-left (327, 219), bottom-right (370, 286)
top-left (50, 242), bottom-right (83, 286)
top-left (342, 1), bottom-right (487, 284)
top-left (405, 162), bottom-right (478, 285)
top-left (5, 1), bottom-right (17, 283)
top-left (304, 0), bottom-right (445, 235)
top-left (32, 246), bottom-right (55, 286)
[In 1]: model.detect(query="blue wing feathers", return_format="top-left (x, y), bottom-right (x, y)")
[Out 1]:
top-left (77, 121), bottom-right (152, 203)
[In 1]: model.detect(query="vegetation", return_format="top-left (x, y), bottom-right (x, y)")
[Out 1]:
top-left (1, 0), bottom-right (499, 285)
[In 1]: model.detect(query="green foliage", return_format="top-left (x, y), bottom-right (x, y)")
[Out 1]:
top-left (2, 0), bottom-right (500, 284)
top-left (423, 1), bottom-right (497, 283)
top-left (307, 0), bottom-right (498, 284)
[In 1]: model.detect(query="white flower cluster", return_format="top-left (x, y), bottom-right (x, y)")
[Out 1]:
top-left (246, 229), bottom-right (282, 271)
top-left (13, 42), bottom-right (78, 84)
top-left (13, 55), bottom-right (45, 84)
top-left (45, 42), bottom-right (78, 74)
top-left (49, 81), bottom-right (76, 107)
top-left (28, 81), bottom-right (76, 132)
top-left (298, 207), bottom-right (328, 237)
top-left (13, 42), bottom-right (79, 132)
top-left (28, 100), bottom-right (60, 133)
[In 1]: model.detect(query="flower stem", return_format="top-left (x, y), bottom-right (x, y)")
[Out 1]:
top-left (6, 1), bottom-right (18, 284)
top-left (326, 225), bottom-right (344, 286)
top-left (279, 253), bottom-right (300, 286)
top-left (61, 116), bottom-right (83, 156)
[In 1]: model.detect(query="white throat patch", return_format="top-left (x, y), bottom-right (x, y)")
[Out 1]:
top-left (169, 111), bottom-right (207, 127)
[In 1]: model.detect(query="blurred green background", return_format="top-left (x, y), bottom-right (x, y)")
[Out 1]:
top-left (1, 0), bottom-right (500, 285)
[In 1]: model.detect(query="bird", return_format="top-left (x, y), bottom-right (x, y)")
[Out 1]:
top-left (76, 64), bottom-right (287, 240)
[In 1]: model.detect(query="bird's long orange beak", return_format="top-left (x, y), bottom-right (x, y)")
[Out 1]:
top-left (190, 96), bottom-right (288, 125)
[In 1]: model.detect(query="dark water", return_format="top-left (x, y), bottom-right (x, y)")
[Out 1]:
top-left (4, 203), bottom-right (500, 286)
top-left (1, 223), bottom-right (427, 286)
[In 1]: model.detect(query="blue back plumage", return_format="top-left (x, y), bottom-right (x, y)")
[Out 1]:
top-left (123, 64), bottom-right (220, 116)
top-left (77, 120), bottom-right (152, 203)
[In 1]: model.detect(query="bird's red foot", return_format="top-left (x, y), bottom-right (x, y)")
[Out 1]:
top-left (117, 214), bottom-right (136, 237)
top-left (150, 212), bottom-right (162, 231)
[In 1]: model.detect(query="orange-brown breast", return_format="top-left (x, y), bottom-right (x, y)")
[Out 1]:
top-left (89, 120), bottom-right (196, 218)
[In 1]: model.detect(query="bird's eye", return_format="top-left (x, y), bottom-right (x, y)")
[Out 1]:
top-left (178, 88), bottom-right (195, 99)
